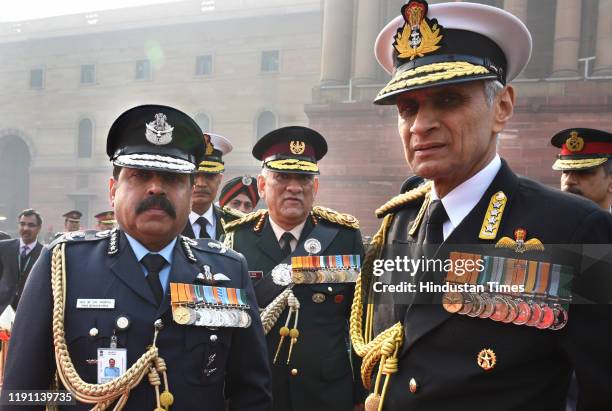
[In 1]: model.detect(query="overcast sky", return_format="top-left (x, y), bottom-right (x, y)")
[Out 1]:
top-left (1, 0), bottom-right (187, 22)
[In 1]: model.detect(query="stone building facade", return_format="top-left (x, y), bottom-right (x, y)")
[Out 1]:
top-left (0, 0), bottom-right (321, 236)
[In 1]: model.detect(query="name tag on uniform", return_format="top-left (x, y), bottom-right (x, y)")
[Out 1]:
top-left (248, 271), bottom-right (263, 280)
top-left (76, 299), bottom-right (115, 309)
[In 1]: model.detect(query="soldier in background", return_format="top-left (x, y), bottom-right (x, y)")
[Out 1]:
top-left (551, 128), bottom-right (612, 212)
top-left (219, 176), bottom-right (260, 214)
top-left (63, 210), bottom-right (82, 232)
top-left (94, 210), bottom-right (117, 230)
top-left (182, 133), bottom-right (239, 240)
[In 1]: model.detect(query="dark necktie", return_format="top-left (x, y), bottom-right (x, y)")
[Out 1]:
top-left (196, 216), bottom-right (210, 239)
top-left (280, 232), bottom-right (294, 258)
top-left (142, 253), bottom-right (167, 305)
top-left (19, 245), bottom-right (29, 272)
top-left (425, 200), bottom-right (448, 246)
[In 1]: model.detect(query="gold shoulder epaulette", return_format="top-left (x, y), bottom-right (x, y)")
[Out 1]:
top-left (312, 206), bottom-right (359, 230)
top-left (375, 181), bottom-right (432, 218)
top-left (223, 209), bottom-right (267, 232)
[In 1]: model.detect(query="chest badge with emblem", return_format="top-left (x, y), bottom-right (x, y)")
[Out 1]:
top-left (477, 348), bottom-right (496, 371)
top-left (312, 293), bottom-right (326, 303)
top-left (271, 263), bottom-right (293, 286)
top-left (304, 238), bottom-right (322, 255)
top-left (495, 228), bottom-right (544, 254)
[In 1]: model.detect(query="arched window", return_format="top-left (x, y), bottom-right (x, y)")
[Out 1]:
top-left (194, 112), bottom-right (211, 132)
top-left (256, 110), bottom-right (277, 139)
top-left (77, 118), bottom-right (93, 158)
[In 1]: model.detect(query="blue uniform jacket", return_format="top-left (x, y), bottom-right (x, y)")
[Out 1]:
top-left (0, 230), bottom-right (272, 411)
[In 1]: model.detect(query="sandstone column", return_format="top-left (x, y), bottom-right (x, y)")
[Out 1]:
top-left (593, 0), bottom-right (612, 75)
top-left (320, 0), bottom-right (354, 86)
top-left (551, 0), bottom-right (582, 77)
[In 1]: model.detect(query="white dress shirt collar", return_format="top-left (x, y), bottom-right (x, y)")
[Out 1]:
top-left (19, 238), bottom-right (38, 254)
top-left (189, 205), bottom-right (216, 238)
top-left (430, 154), bottom-right (502, 239)
top-left (268, 216), bottom-right (306, 252)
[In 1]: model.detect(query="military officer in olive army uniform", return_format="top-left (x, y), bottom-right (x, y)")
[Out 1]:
top-left (350, 2), bottom-right (612, 411)
top-left (223, 126), bottom-right (365, 411)
top-left (182, 133), bottom-right (242, 240)
top-left (0, 105), bottom-right (271, 410)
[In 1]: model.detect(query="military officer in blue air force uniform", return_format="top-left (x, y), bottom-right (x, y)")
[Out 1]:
top-left (224, 126), bottom-right (365, 411)
top-left (0, 105), bottom-right (271, 410)
top-left (349, 1), bottom-right (612, 411)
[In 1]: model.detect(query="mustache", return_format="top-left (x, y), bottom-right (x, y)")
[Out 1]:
top-left (193, 187), bottom-right (212, 195)
top-left (136, 195), bottom-right (176, 219)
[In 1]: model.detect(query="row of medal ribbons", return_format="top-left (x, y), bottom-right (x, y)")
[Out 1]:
top-left (442, 252), bottom-right (572, 331)
top-left (291, 254), bottom-right (361, 284)
top-left (170, 282), bottom-right (252, 328)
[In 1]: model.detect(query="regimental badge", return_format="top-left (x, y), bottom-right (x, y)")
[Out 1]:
top-left (242, 176), bottom-right (253, 186)
top-left (145, 113), bottom-right (174, 145)
top-left (496, 228), bottom-right (544, 254)
top-left (565, 131), bottom-right (584, 152)
top-left (394, 0), bottom-right (443, 61)
top-left (479, 191), bottom-right (507, 240)
top-left (289, 140), bottom-right (306, 155)
top-left (204, 133), bottom-right (214, 155)
top-left (477, 348), bottom-right (496, 371)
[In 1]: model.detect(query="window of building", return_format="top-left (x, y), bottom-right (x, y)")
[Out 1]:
top-left (80, 64), bottom-right (96, 84)
top-left (30, 68), bottom-right (44, 89)
top-left (256, 110), bottom-right (277, 139)
top-left (261, 50), bottom-right (280, 73)
top-left (194, 112), bottom-right (211, 132)
top-left (135, 59), bottom-right (151, 80)
top-left (76, 175), bottom-right (89, 189)
top-left (195, 55), bottom-right (213, 76)
top-left (77, 118), bottom-right (93, 158)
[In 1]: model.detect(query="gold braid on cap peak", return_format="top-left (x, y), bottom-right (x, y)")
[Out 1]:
top-left (312, 206), bottom-right (359, 229)
top-left (50, 243), bottom-right (173, 410)
top-left (349, 213), bottom-right (403, 411)
top-left (222, 209), bottom-right (268, 232)
top-left (375, 181), bottom-right (432, 218)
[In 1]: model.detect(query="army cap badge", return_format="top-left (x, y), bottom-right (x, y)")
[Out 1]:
top-left (550, 128), bottom-right (611, 171)
top-left (252, 126), bottom-right (328, 175)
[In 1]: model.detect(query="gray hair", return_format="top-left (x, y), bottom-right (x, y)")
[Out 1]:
top-left (483, 80), bottom-right (504, 107)
top-left (604, 159), bottom-right (612, 176)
